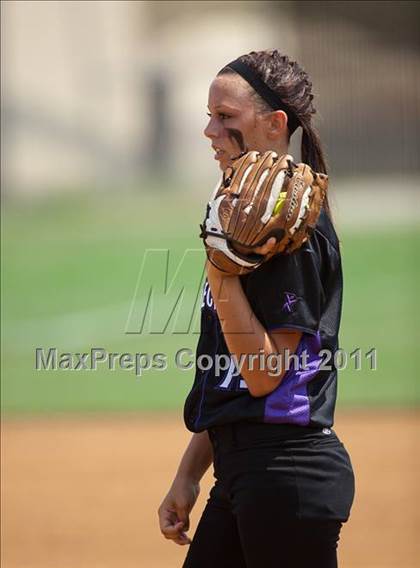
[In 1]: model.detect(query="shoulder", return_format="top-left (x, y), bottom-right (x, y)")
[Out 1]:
top-left (241, 208), bottom-right (340, 292)
top-left (313, 207), bottom-right (340, 257)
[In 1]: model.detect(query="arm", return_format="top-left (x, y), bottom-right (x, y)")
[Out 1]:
top-left (158, 431), bottom-right (213, 546)
top-left (174, 430), bottom-right (213, 483)
top-left (206, 261), bottom-right (302, 397)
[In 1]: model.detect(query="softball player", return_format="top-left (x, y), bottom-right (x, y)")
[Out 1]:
top-left (158, 49), bottom-right (355, 568)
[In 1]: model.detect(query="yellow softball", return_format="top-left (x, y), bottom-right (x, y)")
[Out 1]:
top-left (273, 191), bottom-right (287, 215)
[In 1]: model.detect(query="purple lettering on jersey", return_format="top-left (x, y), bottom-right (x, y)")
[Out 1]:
top-left (282, 291), bottom-right (299, 313)
top-left (201, 280), bottom-right (217, 313)
top-left (264, 332), bottom-right (322, 426)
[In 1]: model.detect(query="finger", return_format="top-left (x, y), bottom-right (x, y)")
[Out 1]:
top-left (263, 237), bottom-right (277, 250)
top-left (162, 519), bottom-right (184, 533)
top-left (254, 237), bottom-right (277, 255)
top-left (173, 532), bottom-right (192, 546)
top-left (175, 507), bottom-right (190, 530)
top-left (161, 520), bottom-right (185, 538)
top-left (158, 510), bottom-right (177, 532)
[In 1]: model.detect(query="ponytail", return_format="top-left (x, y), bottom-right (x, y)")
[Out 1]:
top-left (301, 121), bottom-right (327, 174)
top-left (301, 121), bottom-right (332, 220)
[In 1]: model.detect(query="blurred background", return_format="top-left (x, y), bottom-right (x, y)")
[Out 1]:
top-left (1, 1), bottom-right (419, 567)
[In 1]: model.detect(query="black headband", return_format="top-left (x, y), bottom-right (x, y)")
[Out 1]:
top-left (224, 59), bottom-right (300, 135)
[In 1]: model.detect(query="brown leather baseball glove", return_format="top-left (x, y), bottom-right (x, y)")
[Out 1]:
top-left (200, 150), bottom-right (328, 275)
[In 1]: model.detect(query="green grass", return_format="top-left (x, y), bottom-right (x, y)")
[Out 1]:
top-left (338, 230), bottom-right (419, 405)
top-left (2, 191), bottom-right (419, 414)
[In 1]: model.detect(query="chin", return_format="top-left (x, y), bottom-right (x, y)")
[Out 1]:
top-left (219, 158), bottom-right (232, 172)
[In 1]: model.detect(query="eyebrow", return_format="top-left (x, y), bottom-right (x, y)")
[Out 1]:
top-left (207, 104), bottom-right (239, 112)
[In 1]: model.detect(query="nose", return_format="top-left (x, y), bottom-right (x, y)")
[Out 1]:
top-left (203, 115), bottom-right (219, 140)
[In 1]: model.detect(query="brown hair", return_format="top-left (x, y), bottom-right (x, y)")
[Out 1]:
top-left (218, 49), bottom-right (332, 219)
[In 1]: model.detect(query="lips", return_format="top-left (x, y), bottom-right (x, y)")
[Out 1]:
top-left (212, 145), bottom-right (226, 161)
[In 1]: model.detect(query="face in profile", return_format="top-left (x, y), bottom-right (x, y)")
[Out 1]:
top-left (204, 73), bottom-right (287, 172)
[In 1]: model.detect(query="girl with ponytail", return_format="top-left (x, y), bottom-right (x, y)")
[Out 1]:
top-left (158, 50), bottom-right (355, 568)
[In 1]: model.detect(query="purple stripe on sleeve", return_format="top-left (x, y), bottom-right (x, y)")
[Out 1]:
top-left (264, 332), bottom-right (322, 425)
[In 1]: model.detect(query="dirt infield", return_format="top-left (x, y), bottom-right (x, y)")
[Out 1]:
top-left (2, 409), bottom-right (419, 568)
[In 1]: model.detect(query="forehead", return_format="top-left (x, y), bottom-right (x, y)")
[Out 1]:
top-left (208, 73), bottom-right (253, 109)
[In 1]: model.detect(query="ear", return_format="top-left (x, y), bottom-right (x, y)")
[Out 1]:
top-left (265, 110), bottom-right (288, 140)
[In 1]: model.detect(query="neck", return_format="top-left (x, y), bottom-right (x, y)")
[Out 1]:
top-left (263, 140), bottom-right (289, 158)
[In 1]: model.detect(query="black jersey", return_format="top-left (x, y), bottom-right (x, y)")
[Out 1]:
top-left (184, 208), bottom-right (343, 433)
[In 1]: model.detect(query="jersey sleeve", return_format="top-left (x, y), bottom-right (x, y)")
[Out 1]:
top-left (240, 235), bottom-right (327, 335)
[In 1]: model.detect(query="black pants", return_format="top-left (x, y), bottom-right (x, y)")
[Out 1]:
top-left (183, 422), bottom-right (355, 568)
